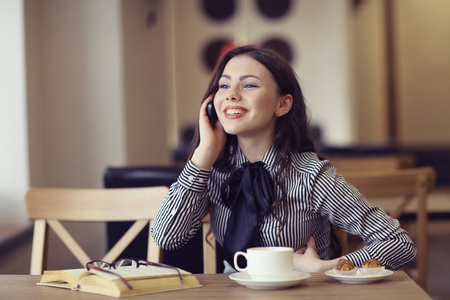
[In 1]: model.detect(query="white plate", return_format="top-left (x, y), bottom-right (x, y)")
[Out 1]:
top-left (229, 271), bottom-right (311, 290)
top-left (325, 269), bottom-right (393, 284)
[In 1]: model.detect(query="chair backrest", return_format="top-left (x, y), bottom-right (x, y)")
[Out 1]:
top-left (25, 186), bottom-right (168, 275)
top-left (339, 167), bottom-right (436, 290)
top-left (330, 153), bottom-right (416, 172)
top-left (340, 167), bottom-right (436, 214)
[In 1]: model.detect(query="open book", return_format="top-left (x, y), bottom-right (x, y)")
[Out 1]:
top-left (38, 265), bottom-right (201, 297)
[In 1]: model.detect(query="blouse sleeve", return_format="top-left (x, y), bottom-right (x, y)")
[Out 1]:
top-left (151, 160), bottom-right (211, 250)
top-left (311, 162), bottom-right (417, 270)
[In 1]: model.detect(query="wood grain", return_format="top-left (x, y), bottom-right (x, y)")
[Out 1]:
top-left (0, 272), bottom-right (431, 299)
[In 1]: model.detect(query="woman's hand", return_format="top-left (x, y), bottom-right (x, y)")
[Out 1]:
top-left (191, 95), bottom-right (226, 169)
top-left (293, 236), bottom-right (340, 272)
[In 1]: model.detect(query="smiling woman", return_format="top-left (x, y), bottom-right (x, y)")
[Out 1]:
top-left (151, 45), bottom-right (416, 276)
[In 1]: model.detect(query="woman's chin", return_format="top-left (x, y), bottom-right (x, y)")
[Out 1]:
top-left (222, 126), bottom-right (241, 136)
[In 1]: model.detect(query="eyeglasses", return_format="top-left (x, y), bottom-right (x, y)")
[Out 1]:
top-left (86, 258), bottom-right (184, 290)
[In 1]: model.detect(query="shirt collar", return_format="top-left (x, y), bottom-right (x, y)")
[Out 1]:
top-left (234, 145), bottom-right (279, 170)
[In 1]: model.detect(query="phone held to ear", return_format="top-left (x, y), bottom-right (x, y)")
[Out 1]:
top-left (206, 100), bottom-right (218, 124)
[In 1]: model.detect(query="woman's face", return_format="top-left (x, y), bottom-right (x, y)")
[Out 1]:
top-left (214, 55), bottom-right (290, 141)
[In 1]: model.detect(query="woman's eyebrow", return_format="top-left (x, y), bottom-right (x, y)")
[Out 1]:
top-left (220, 74), bottom-right (262, 81)
top-left (240, 75), bottom-right (261, 81)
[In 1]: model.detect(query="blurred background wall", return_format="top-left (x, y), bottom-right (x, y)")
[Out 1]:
top-left (0, 0), bottom-right (29, 228)
top-left (1, 0), bottom-right (449, 271)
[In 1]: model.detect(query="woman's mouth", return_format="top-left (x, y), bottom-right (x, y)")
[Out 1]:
top-left (226, 108), bottom-right (248, 116)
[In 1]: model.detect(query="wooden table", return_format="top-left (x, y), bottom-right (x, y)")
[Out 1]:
top-left (0, 272), bottom-right (431, 299)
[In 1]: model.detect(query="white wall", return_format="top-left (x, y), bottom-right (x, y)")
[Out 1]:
top-left (25, 0), bottom-right (127, 189)
top-left (293, 0), bottom-right (354, 146)
top-left (0, 0), bottom-right (29, 227)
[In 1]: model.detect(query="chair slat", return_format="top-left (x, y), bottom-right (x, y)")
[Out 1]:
top-left (340, 167), bottom-right (435, 198)
top-left (25, 187), bottom-right (168, 221)
top-left (148, 220), bottom-right (162, 263)
top-left (331, 153), bottom-right (416, 172)
top-left (30, 220), bottom-right (46, 275)
top-left (47, 219), bottom-right (91, 265)
top-left (202, 220), bottom-right (216, 274)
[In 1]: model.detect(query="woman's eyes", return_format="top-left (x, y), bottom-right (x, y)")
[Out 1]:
top-left (218, 83), bottom-right (257, 89)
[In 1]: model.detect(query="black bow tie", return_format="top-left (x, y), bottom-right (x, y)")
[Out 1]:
top-left (221, 161), bottom-right (275, 268)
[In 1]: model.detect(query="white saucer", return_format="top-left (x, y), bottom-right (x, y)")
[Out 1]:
top-left (325, 269), bottom-right (393, 284)
top-left (229, 271), bottom-right (311, 290)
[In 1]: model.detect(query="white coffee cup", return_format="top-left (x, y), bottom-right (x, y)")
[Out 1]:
top-left (233, 247), bottom-right (294, 280)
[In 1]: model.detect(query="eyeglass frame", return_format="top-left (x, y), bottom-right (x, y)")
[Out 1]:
top-left (85, 258), bottom-right (185, 289)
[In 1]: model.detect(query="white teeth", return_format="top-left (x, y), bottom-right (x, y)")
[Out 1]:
top-left (226, 109), bottom-right (247, 115)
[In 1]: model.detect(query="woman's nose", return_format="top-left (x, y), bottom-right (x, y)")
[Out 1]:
top-left (226, 87), bottom-right (240, 101)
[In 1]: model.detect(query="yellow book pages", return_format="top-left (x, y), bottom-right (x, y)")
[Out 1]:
top-left (78, 266), bottom-right (201, 297)
top-left (38, 266), bottom-right (202, 297)
top-left (79, 270), bottom-right (201, 297)
top-left (38, 268), bottom-right (87, 289)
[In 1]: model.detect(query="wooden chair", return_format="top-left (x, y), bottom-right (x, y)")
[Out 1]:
top-left (25, 186), bottom-right (169, 275)
top-left (201, 215), bottom-right (216, 274)
top-left (339, 167), bottom-right (436, 290)
top-left (330, 153), bottom-right (416, 172)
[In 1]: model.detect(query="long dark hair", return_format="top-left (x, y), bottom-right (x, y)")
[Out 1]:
top-left (190, 45), bottom-right (342, 258)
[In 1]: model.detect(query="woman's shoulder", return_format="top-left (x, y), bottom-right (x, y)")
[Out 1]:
top-left (290, 151), bottom-right (335, 177)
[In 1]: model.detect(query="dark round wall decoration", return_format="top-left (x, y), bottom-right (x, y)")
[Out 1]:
top-left (257, 0), bottom-right (291, 19)
top-left (202, 0), bottom-right (236, 21)
top-left (203, 39), bottom-right (233, 71)
top-left (261, 38), bottom-right (293, 63)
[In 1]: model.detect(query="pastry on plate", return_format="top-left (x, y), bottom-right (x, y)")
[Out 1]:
top-left (362, 259), bottom-right (382, 268)
top-left (334, 259), bottom-right (357, 276)
top-left (359, 259), bottom-right (385, 276)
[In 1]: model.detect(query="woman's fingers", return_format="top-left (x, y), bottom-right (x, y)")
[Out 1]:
top-left (295, 247), bottom-right (307, 255)
top-left (307, 236), bottom-right (318, 252)
top-left (295, 237), bottom-right (317, 255)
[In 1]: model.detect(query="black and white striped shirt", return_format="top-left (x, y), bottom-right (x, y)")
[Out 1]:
top-left (151, 146), bottom-right (416, 270)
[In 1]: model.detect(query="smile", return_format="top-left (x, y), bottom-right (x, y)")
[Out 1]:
top-left (226, 108), bottom-right (248, 115)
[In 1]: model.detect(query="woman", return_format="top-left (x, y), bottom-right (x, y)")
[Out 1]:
top-left (151, 45), bottom-right (416, 273)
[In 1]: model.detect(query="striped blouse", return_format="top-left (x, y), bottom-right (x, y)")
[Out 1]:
top-left (151, 146), bottom-right (416, 270)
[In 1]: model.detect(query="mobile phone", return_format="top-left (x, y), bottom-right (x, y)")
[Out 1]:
top-left (206, 100), bottom-right (218, 124)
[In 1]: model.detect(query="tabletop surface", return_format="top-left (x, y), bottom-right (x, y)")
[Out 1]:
top-left (0, 271), bottom-right (431, 300)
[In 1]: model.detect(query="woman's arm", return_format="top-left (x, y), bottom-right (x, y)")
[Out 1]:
top-left (151, 161), bottom-right (211, 250)
top-left (306, 162), bottom-right (416, 271)
top-left (152, 97), bottom-right (226, 250)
